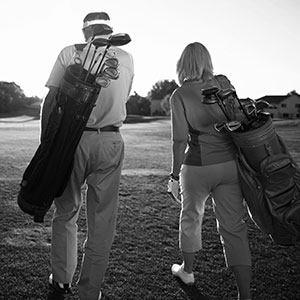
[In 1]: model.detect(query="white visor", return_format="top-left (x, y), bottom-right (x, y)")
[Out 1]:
top-left (82, 19), bottom-right (111, 29)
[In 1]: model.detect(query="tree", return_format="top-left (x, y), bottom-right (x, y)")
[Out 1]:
top-left (0, 81), bottom-right (26, 113)
top-left (147, 79), bottom-right (178, 101)
top-left (161, 94), bottom-right (171, 116)
top-left (126, 92), bottom-right (151, 116)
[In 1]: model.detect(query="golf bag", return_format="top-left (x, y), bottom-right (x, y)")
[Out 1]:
top-left (231, 120), bottom-right (300, 245)
top-left (201, 76), bottom-right (300, 245)
top-left (18, 64), bottom-right (100, 223)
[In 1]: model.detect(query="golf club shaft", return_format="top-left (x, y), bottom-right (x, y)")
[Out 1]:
top-left (236, 96), bottom-right (251, 121)
top-left (215, 94), bottom-right (231, 121)
top-left (79, 41), bottom-right (93, 78)
top-left (87, 52), bottom-right (103, 78)
top-left (95, 45), bottom-right (111, 75)
top-left (84, 48), bottom-right (98, 81)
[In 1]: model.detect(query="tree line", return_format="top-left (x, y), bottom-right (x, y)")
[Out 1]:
top-left (0, 81), bottom-right (42, 114)
top-left (0, 79), bottom-right (179, 116)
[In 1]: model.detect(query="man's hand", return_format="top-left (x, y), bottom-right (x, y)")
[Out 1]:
top-left (167, 175), bottom-right (181, 204)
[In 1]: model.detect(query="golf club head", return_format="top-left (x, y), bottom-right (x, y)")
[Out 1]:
top-left (226, 120), bottom-right (242, 132)
top-left (92, 38), bottom-right (109, 48)
top-left (95, 76), bottom-right (111, 88)
top-left (214, 121), bottom-right (228, 133)
top-left (104, 57), bottom-right (119, 68)
top-left (91, 23), bottom-right (113, 37)
top-left (255, 100), bottom-right (271, 110)
top-left (202, 95), bottom-right (218, 104)
top-left (257, 111), bottom-right (271, 120)
top-left (218, 88), bottom-right (236, 101)
top-left (245, 103), bottom-right (257, 116)
top-left (102, 67), bottom-right (120, 80)
top-left (201, 86), bottom-right (220, 97)
top-left (109, 33), bottom-right (131, 46)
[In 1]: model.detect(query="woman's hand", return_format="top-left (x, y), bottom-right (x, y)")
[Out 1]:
top-left (167, 174), bottom-right (181, 204)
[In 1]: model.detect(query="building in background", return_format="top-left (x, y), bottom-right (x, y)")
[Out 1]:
top-left (257, 91), bottom-right (300, 119)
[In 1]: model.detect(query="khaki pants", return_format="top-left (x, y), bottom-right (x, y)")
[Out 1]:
top-left (179, 160), bottom-right (252, 267)
top-left (51, 131), bottom-right (124, 300)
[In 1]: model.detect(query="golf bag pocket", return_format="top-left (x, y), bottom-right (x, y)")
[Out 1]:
top-left (260, 153), bottom-right (300, 237)
top-left (260, 153), bottom-right (296, 182)
top-left (231, 118), bottom-right (281, 171)
top-left (236, 155), bottom-right (273, 234)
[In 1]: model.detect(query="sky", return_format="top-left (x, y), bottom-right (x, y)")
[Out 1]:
top-left (0, 0), bottom-right (299, 100)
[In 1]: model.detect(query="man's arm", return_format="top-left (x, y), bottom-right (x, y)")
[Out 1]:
top-left (40, 87), bottom-right (59, 141)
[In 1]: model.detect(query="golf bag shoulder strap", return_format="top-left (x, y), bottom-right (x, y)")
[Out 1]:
top-left (214, 74), bottom-right (231, 87)
top-left (214, 74), bottom-right (236, 120)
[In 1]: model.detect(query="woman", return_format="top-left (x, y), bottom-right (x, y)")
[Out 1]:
top-left (169, 42), bottom-right (252, 300)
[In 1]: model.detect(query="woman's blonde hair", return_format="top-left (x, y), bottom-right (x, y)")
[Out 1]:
top-left (176, 42), bottom-right (214, 85)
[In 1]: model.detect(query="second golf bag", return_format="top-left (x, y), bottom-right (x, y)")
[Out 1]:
top-left (201, 76), bottom-right (300, 245)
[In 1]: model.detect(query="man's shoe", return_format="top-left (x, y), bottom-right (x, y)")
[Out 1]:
top-left (171, 263), bottom-right (195, 285)
top-left (47, 274), bottom-right (71, 300)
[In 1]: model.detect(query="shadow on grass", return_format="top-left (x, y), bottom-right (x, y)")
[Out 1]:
top-left (124, 115), bottom-right (169, 123)
top-left (175, 278), bottom-right (210, 300)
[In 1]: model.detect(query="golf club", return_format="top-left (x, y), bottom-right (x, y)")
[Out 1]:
top-left (80, 41), bottom-right (92, 72)
top-left (214, 120), bottom-right (242, 133)
top-left (95, 33), bottom-right (131, 76)
top-left (201, 87), bottom-right (231, 121)
top-left (234, 93), bottom-right (252, 122)
top-left (95, 66), bottom-right (121, 88)
top-left (78, 37), bottom-right (108, 79)
top-left (245, 103), bottom-right (257, 119)
top-left (257, 110), bottom-right (271, 119)
top-left (95, 76), bottom-right (111, 88)
top-left (217, 88), bottom-right (236, 101)
top-left (84, 38), bottom-right (110, 81)
top-left (97, 57), bottom-right (120, 75)
top-left (101, 67), bottom-right (120, 80)
top-left (246, 111), bottom-right (271, 130)
top-left (226, 120), bottom-right (243, 132)
top-left (103, 57), bottom-right (119, 68)
top-left (108, 33), bottom-right (131, 47)
top-left (214, 121), bottom-right (228, 133)
top-left (255, 99), bottom-right (271, 111)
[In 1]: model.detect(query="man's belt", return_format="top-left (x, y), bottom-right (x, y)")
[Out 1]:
top-left (84, 125), bottom-right (119, 132)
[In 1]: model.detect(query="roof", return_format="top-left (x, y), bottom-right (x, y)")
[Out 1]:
top-left (256, 95), bottom-right (287, 105)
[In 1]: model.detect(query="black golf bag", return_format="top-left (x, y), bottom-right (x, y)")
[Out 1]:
top-left (231, 118), bottom-right (300, 245)
top-left (201, 76), bottom-right (300, 245)
top-left (18, 64), bottom-right (100, 223)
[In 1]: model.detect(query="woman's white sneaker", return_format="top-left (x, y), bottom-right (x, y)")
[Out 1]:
top-left (171, 263), bottom-right (195, 285)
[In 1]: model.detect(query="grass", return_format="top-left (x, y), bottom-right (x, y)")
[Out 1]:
top-left (0, 116), bottom-right (300, 300)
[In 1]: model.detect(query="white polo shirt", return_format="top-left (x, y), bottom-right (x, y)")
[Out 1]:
top-left (46, 43), bottom-right (134, 128)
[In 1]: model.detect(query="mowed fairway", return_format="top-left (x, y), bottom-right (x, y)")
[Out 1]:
top-left (0, 116), bottom-right (300, 300)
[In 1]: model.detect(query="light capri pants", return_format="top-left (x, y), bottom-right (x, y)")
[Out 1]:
top-left (51, 130), bottom-right (124, 300)
top-left (179, 160), bottom-right (252, 267)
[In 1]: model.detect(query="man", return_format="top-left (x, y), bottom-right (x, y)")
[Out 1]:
top-left (43, 12), bottom-right (134, 300)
